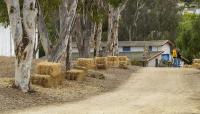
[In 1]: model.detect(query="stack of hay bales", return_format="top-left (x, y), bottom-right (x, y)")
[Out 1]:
top-left (107, 56), bottom-right (119, 67)
top-left (65, 69), bottom-right (87, 81)
top-left (192, 59), bottom-right (200, 69)
top-left (76, 58), bottom-right (96, 69)
top-left (118, 56), bottom-right (129, 69)
top-left (95, 57), bottom-right (107, 69)
top-left (31, 62), bottom-right (64, 88)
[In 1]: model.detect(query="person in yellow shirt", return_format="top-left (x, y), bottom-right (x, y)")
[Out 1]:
top-left (172, 47), bottom-right (178, 67)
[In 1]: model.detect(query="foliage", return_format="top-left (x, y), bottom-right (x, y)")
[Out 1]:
top-left (119, 0), bottom-right (180, 41)
top-left (107, 0), bottom-right (123, 8)
top-left (176, 13), bottom-right (200, 62)
top-left (0, 0), bottom-right (9, 26)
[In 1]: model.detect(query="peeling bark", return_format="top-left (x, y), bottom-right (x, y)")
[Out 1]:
top-left (74, 15), bottom-right (92, 58)
top-left (5, 0), bottom-right (37, 92)
top-left (49, 0), bottom-right (78, 63)
top-left (36, 0), bottom-right (51, 56)
top-left (93, 22), bottom-right (102, 57)
top-left (106, 0), bottom-right (128, 56)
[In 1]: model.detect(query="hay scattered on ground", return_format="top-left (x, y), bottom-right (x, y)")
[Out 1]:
top-left (65, 69), bottom-right (87, 81)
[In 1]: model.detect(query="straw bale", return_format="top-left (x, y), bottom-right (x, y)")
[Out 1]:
top-left (193, 59), bottom-right (200, 64)
top-left (76, 58), bottom-right (96, 69)
top-left (107, 56), bottom-right (119, 67)
top-left (74, 66), bottom-right (88, 71)
top-left (37, 62), bottom-right (62, 76)
top-left (192, 63), bottom-right (200, 69)
top-left (66, 69), bottom-right (87, 81)
top-left (119, 61), bottom-right (128, 69)
top-left (95, 57), bottom-right (107, 69)
top-left (118, 56), bottom-right (128, 61)
top-left (31, 74), bottom-right (55, 88)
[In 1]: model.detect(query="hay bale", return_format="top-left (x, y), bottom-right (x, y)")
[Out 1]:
top-left (193, 59), bottom-right (200, 64)
top-left (74, 66), bottom-right (88, 71)
top-left (192, 63), bottom-right (200, 69)
top-left (37, 62), bottom-right (62, 77)
top-left (118, 56), bottom-right (128, 61)
top-left (65, 69), bottom-right (87, 81)
top-left (95, 57), bottom-right (107, 69)
top-left (31, 72), bottom-right (64, 88)
top-left (107, 56), bottom-right (119, 67)
top-left (52, 72), bottom-right (64, 86)
top-left (119, 61), bottom-right (128, 69)
top-left (76, 58), bottom-right (96, 69)
top-left (31, 74), bottom-right (55, 88)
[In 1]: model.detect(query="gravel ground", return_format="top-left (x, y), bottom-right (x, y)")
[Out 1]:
top-left (0, 56), bottom-right (138, 113)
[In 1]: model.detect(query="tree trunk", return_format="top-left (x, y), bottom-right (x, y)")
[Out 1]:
top-left (66, 36), bottom-right (72, 70)
top-left (106, 0), bottom-right (128, 56)
top-left (75, 15), bottom-right (92, 58)
top-left (36, 0), bottom-right (51, 57)
top-left (49, 0), bottom-right (78, 63)
top-left (5, 0), bottom-right (37, 92)
top-left (107, 5), bottom-right (120, 56)
top-left (94, 22), bottom-right (103, 57)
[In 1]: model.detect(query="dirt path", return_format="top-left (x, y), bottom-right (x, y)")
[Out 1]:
top-left (5, 68), bottom-right (200, 114)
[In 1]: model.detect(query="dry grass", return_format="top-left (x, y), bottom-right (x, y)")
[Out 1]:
top-left (65, 69), bottom-right (87, 81)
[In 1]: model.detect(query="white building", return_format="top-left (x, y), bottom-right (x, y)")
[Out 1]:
top-left (72, 40), bottom-right (178, 67)
top-left (0, 25), bottom-right (39, 58)
top-left (107, 40), bottom-right (174, 67)
top-left (0, 25), bottom-right (14, 56)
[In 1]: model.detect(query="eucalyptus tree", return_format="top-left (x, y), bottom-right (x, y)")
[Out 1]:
top-left (119, 0), bottom-right (180, 41)
top-left (90, 0), bottom-right (106, 57)
top-left (49, 0), bottom-right (78, 64)
top-left (106, 0), bottom-right (128, 56)
top-left (4, 0), bottom-right (37, 92)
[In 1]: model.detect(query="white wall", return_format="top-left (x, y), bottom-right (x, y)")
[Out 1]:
top-left (152, 47), bottom-right (158, 52)
top-left (148, 59), bottom-right (156, 67)
top-left (158, 43), bottom-right (171, 54)
top-left (147, 54), bottom-right (162, 67)
top-left (0, 26), bottom-right (15, 56)
top-left (0, 25), bottom-right (39, 58)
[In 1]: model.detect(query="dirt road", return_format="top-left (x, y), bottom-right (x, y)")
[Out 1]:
top-left (5, 68), bottom-right (200, 114)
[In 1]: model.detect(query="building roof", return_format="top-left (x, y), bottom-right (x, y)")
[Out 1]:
top-left (72, 40), bottom-right (174, 48)
top-left (102, 40), bottom-right (174, 47)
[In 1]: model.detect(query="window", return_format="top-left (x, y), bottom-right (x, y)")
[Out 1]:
top-left (123, 46), bottom-right (131, 52)
top-left (149, 46), bottom-right (152, 51)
